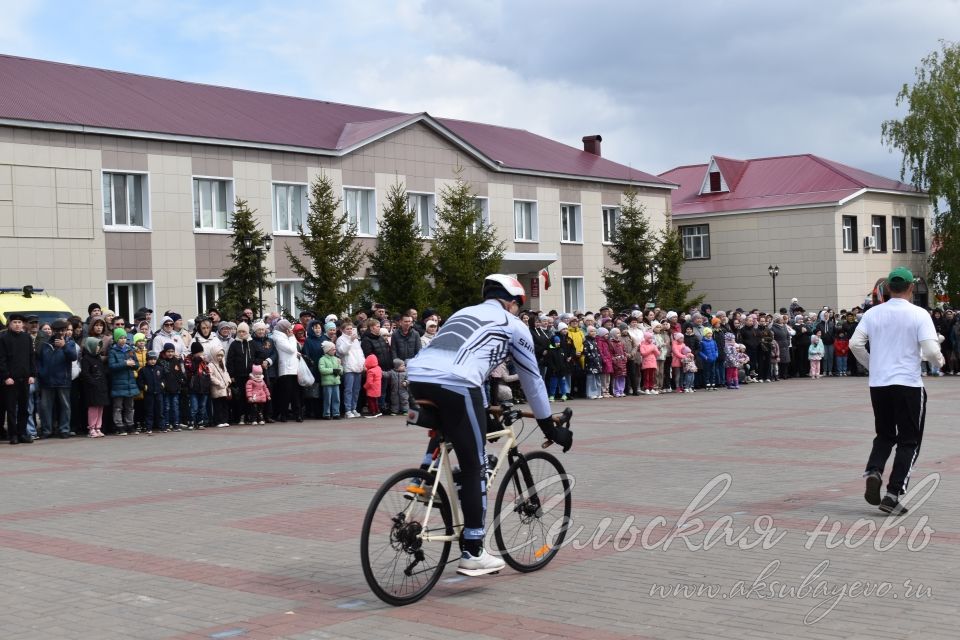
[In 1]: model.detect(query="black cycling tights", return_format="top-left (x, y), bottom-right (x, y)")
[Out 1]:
top-left (409, 381), bottom-right (488, 553)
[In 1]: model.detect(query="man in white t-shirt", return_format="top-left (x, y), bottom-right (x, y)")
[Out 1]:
top-left (850, 267), bottom-right (943, 516)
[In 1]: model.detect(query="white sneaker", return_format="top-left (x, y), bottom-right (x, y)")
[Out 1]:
top-left (456, 549), bottom-right (505, 576)
top-left (238, 419), bottom-right (246, 425)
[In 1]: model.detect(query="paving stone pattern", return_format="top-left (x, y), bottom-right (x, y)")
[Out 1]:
top-left (1, 378), bottom-right (958, 639)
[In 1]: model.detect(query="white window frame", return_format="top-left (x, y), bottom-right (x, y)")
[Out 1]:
top-left (679, 224), bottom-right (711, 260)
top-left (471, 197), bottom-right (490, 232)
top-left (891, 217), bottom-right (905, 253)
top-left (275, 279), bottom-right (304, 318)
top-left (407, 191), bottom-right (436, 239)
top-left (102, 170), bottom-right (150, 230)
top-left (514, 199), bottom-right (538, 242)
top-left (272, 182), bottom-right (309, 235)
top-left (196, 281), bottom-right (223, 316)
top-left (871, 215), bottom-right (886, 253)
top-left (842, 215), bottom-right (857, 253)
top-left (192, 176), bottom-right (235, 233)
top-left (106, 281), bottom-right (155, 329)
top-left (343, 186), bottom-right (377, 237)
top-left (602, 206), bottom-right (620, 244)
top-left (562, 277), bottom-right (585, 314)
top-left (560, 203), bottom-right (583, 244)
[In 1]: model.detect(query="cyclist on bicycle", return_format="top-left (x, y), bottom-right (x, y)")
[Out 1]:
top-left (407, 274), bottom-right (573, 576)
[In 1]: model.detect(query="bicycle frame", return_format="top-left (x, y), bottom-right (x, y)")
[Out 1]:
top-left (418, 425), bottom-right (517, 544)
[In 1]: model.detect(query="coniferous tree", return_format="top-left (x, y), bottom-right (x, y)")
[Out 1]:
top-left (601, 190), bottom-right (656, 311)
top-left (651, 226), bottom-right (704, 312)
top-left (217, 199), bottom-right (274, 320)
top-left (368, 181), bottom-right (432, 314)
top-left (286, 173), bottom-right (369, 315)
top-left (429, 168), bottom-right (505, 317)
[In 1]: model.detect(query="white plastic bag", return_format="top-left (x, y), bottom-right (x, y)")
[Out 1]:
top-left (297, 357), bottom-right (315, 387)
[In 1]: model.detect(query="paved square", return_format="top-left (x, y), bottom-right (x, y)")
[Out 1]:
top-left (1, 378), bottom-right (958, 639)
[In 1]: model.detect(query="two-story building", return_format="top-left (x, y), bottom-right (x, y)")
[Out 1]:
top-left (0, 55), bottom-right (674, 322)
top-left (659, 154), bottom-right (931, 312)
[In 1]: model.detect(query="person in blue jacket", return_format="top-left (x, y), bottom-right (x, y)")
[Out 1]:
top-left (36, 319), bottom-right (78, 438)
top-left (699, 327), bottom-right (719, 390)
top-left (108, 328), bottom-right (140, 435)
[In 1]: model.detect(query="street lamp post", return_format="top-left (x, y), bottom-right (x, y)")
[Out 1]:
top-left (243, 235), bottom-right (273, 319)
top-left (768, 265), bottom-right (779, 313)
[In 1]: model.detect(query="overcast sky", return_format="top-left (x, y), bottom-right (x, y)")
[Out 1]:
top-left (2, 0), bottom-right (958, 180)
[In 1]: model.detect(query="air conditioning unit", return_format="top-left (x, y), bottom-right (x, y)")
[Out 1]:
top-left (863, 236), bottom-right (876, 250)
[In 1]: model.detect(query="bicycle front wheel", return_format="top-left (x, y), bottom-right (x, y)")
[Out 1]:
top-left (360, 468), bottom-right (453, 606)
top-left (492, 450), bottom-right (572, 572)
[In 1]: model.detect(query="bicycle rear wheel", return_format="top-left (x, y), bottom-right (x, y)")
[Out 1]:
top-left (493, 450), bottom-right (572, 572)
top-left (360, 468), bottom-right (453, 605)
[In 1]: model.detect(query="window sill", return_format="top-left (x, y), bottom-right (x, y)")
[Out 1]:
top-left (103, 226), bottom-right (152, 233)
top-left (683, 256), bottom-right (711, 261)
top-left (842, 250), bottom-right (859, 254)
top-left (272, 231), bottom-right (302, 237)
top-left (514, 239), bottom-right (539, 244)
top-left (193, 229), bottom-right (233, 235)
top-left (560, 240), bottom-right (584, 245)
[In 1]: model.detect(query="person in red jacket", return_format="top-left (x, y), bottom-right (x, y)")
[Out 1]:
top-left (363, 354), bottom-right (382, 418)
top-left (834, 330), bottom-right (850, 376)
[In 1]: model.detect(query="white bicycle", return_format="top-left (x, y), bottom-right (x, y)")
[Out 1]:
top-left (360, 402), bottom-right (573, 605)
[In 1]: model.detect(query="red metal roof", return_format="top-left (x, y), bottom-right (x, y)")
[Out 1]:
top-left (0, 54), bottom-right (669, 187)
top-left (659, 154), bottom-right (923, 216)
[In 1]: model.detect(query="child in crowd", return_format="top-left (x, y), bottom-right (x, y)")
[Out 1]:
top-left (671, 332), bottom-right (686, 392)
top-left (363, 353), bottom-right (383, 418)
top-left (596, 327), bottom-right (613, 398)
top-left (638, 330), bottom-right (659, 395)
top-left (319, 342), bottom-right (344, 419)
top-left (186, 342), bottom-right (210, 430)
top-left (545, 335), bottom-right (570, 401)
top-left (137, 351), bottom-right (165, 435)
top-left (245, 364), bottom-right (270, 425)
top-left (681, 346), bottom-right (697, 392)
top-left (108, 328), bottom-right (139, 435)
top-left (699, 327), bottom-right (719, 390)
top-left (723, 333), bottom-right (739, 389)
top-left (808, 334), bottom-right (825, 379)
top-left (160, 343), bottom-right (185, 432)
top-left (388, 358), bottom-right (409, 417)
top-left (609, 328), bottom-right (628, 397)
top-left (653, 322), bottom-right (669, 392)
top-left (208, 344), bottom-right (232, 427)
top-left (79, 337), bottom-right (109, 438)
top-left (133, 333), bottom-right (148, 431)
top-left (736, 343), bottom-right (750, 387)
top-left (834, 330), bottom-right (849, 376)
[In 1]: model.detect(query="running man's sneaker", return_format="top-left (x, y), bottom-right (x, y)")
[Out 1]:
top-left (456, 549), bottom-right (505, 576)
top-left (879, 495), bottom-right (908, 516)
top-left (864, 470), bottom-right (882, 505)
top-left (560, 395), bottom-right (568, 401)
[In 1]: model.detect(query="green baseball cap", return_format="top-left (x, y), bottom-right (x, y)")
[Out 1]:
top-left (887, 266), bottom-right (914, 284)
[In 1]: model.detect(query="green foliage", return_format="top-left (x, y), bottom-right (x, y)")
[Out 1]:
top-left (601, 190), bottom-right (657, 311)
top-left (286, 173), bottom-right (369, 315)
top-left (429, 168), bottom-right (505, 317)
top-left (651, 226), bottom-right (704, 312)
top-left (881, 40), bottom-right (960, 303)
top-left (368, 181), bottom-right (432, 314)
top-left (217, 199), bottom-right (273, 320)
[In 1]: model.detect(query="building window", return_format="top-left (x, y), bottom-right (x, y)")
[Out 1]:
top-left (602, 206), bottom-right (620, 244)
top-left (709, 171), bottom-right (722, 192)
top-left (193, 178), bottom-right (233, 231)
top-left (273, 183), bottom-right (308, 233)
top-left (344, 187), bottom-right (376, 236)
top-left (408, 193), bottom-right (436, 238)
top-left (871, 215), bottom-right (887, 252)
top-left (514, 200), bottom-right (538, 241)
top-left (560, 204), bottom-right (582, 243)
top-left (842, 215), bottom-right (858, 253)
top-left (102, 172), bottom-right (148, 228)
top-left (471, 197), bottom-right (490, 232)
top-left (107, 282), bottom-right (153, 325)
top-left (562, 277), bottom-right (584, 314)
top-left (197, 281), bottom-right (222, 316)
top-left (276, 280), bottom-right (304, 318)
top-left (892, 216), bottom-right (906, 253)
top-left (679, 224), bottom-right (711, 259)
top-left (911, 218), bottom-right (926, 252)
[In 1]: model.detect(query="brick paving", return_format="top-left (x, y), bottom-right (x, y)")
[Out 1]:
top-left (1, 377), bottom-right (958, 639)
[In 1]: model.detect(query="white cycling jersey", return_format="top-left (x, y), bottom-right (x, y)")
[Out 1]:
top-left (407, 299), bottom-right (552, 420)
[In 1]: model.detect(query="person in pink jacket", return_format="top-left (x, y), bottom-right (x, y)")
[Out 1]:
top-left (363, 354), bottom-right (383, 418)
top-left (638, 330), bottom-right (660, 394)
top-left (245, 364), bottom-right (271, 425)
top-left (596, 327), bottom-right (614, 397)
top-left (671, 332), bottom-right (687, 392)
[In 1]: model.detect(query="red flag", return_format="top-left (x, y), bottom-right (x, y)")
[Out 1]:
top-left (540, 267), bottom-right (551, 290)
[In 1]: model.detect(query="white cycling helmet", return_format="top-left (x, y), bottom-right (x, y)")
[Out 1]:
top-left (482, 274), bottom-right (526, 306)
